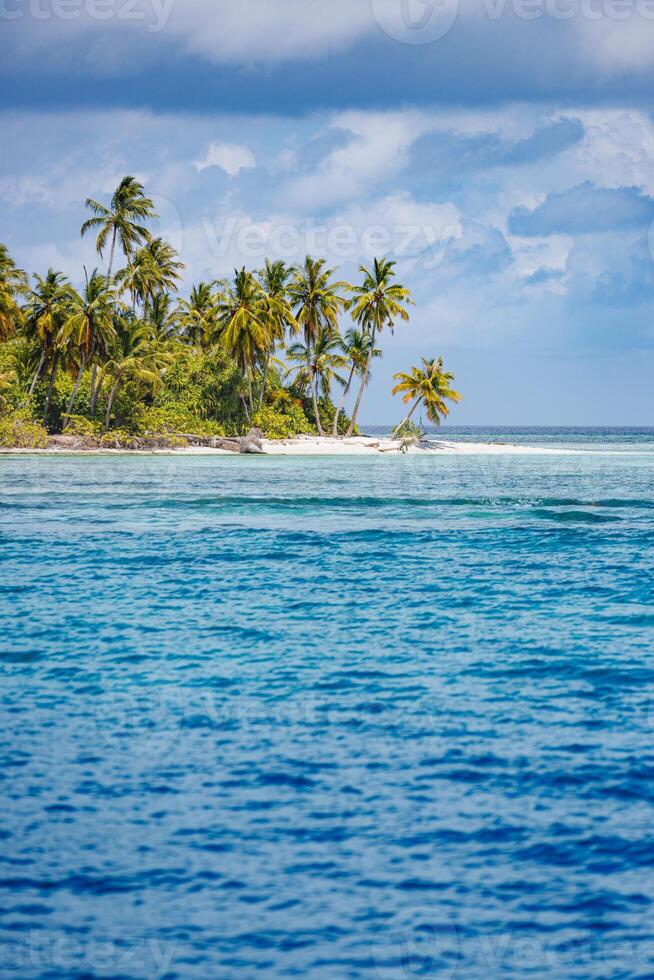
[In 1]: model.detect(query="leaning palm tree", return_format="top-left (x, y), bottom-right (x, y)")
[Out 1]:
top-left (345, 257), bottom-right (413, 436)
top-left (391, 357), bottom-right (462, 436)
top-left (216, 268), bottom-right (267, 418)
top-left (81, 176), bottom-right (156, 280)
top-left (23, 269), bottom-right (75, 421)
top-left (0, 244), bottom-right (28, 340)
top-left (57, 270), bottom-right (119, 423)
top-left (287, 328), bottom-right (347, 434)
top-left (332, 328), bottom-right (381, 436)
top-left (287, 256), bottom-right (347, 433)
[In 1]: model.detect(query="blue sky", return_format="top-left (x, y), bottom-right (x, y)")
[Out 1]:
top-left (2, 0), bottom-right (654, 424)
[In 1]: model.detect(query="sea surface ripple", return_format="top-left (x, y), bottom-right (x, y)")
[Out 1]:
top-left (1, 435), bottom-right (654, 978)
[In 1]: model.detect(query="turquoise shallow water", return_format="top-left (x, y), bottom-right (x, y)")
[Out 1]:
top-left (1, 431), bottom-right (654, 978)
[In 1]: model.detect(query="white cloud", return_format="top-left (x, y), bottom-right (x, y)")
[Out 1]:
top-left (164, 0), bottom-right (373, 63)
top-left (282, 110), bottom-right (430, 209)
top-left (194, 142), bottom-right (256, 176)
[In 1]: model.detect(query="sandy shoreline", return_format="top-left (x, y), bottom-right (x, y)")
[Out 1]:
top-left (0, 436), bottom-right (577, 456)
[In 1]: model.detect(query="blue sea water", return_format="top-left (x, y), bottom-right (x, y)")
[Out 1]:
top-left (1, 428), bottom-right (654, 979)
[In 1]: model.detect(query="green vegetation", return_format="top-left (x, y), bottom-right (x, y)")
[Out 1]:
top-left (391, 357), bottom-right (463, 436)
top-left (0, 175), bottom-right (461, 449)
top-left (0, 410), bottom-right (48, 449)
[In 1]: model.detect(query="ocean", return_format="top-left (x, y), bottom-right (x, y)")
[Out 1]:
top-left (1, 428), bottom-right (654, 978)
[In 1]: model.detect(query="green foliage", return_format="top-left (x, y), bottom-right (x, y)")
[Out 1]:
top-left (1, 206), bottom-right (428, 445)
top-left (154, 347), bottom-right (244, 431)
top-left (252, 402), bottom-right (311, 439)
top-left (0, 339), bottom-right (26, 411)
top-left (136, 405), bottom-right (226, 437)
top-left (99, 428), bottom-right (135, 449)
top-left (63, 414), bottom-right (102, 437)
top-left (0, 410), bottom-right (48, 448)
top-left (392, 419), bottom-right (423, 440)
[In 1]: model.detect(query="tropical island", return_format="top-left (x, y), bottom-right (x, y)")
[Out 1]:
top-left (0, 176), bottom-right (465, 455)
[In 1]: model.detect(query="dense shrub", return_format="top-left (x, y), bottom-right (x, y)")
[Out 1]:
top-left (0, 339), bottom-right (27, 412)
top-left (99, 429), bottom-right (138, 449)
top-left (392, 419), bottom-right (423, 440)
top-left (154, 348), bottom-right (244, 426)
top-left (136, 405), bottom-right (226, 437)
top-left (252, 401), bottom-right (311, 439)
top-left (63, 414), bottom-right (102, 438)
top-left (0, 410), bottom-right (48, 448)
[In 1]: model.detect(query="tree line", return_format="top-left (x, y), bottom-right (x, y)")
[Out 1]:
top-left (0, 176), bottom-right (461, 446)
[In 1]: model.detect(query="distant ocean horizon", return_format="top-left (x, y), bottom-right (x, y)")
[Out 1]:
top-left (363, 424), bottom-right (654, 450)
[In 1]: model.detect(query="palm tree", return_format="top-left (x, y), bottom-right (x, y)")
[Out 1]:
top-left (103, 318), bottom-right (168, 430)
top-left (115, 237), bottom-right (183, 315)
top-left (0, 244), bottom-right (28, 340)
top-left (288, 328), bottom-right (347, 431)
top-left (23, 269), bottom-right (75, 421)
top-left (175, 282), bottom-right (220, 350)
top-left (81, 176), bottom-right (156, 280)
top-left (287, 256), bottom-right (346, 434)
top-left (332, 328), bottom-right (381, 436)
top-left (58, 270), bottom-right (118, 423)
top-left (257, 259), bottom-right (296, 407)
top-left (216, 268), bottom-right (267, 418)
top-left (345, 258), bottom-right (413, 436)
top-left (148, 292), bottom-right (179, 344)
top-left (391, 357), bottom-right (462, 436)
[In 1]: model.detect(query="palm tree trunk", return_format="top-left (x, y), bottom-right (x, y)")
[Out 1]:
top-left (28, 351), bottom-right (46, 395)
top-left (333, 364), bottom-right (355, 437)
top-left (305, 330), bottom-right (323, 436)
top-left (259, 354), bottom-right (270, 409)
top-left (63, 357), bottom-right (86, 426)
top-left (311, 377), bottom-right (323, 436)
top-left (88, 363), bottom-right (97, 413)
top-left (244, 357), bottom-right (254, 419)
top-left (104, 376), bottom-right (121, 431)
top-left (346, 327), bottom-right (376, 437)
top-left (107, 228), bottom-right (117, 282)
top-left (90, 367), bottom-right (105, 415)
top-left (43, 354), bottom-right (59, 426)
top-left (391, 398), bottom-right (420, 438)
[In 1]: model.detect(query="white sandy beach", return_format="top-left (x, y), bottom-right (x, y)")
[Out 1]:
top-left (0, 436), bottom-right (576, 456)
top-left (257, 436), bottom-right (570, 456)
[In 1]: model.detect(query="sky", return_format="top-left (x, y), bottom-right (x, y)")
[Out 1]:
top-left (2, 0), bottom-right (654, 424)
